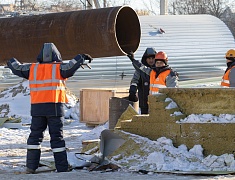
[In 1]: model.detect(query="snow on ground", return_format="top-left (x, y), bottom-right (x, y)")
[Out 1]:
top-left (108, 132), bottom-right (235, 172)
top-left (0, 80), bottom-right (234, 175)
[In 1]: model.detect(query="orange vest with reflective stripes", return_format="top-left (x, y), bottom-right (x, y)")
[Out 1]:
top-left (149, 70), bottom-right (170, 95)
top-left (221, 66), bottom-right (235, 87)
top-left (29, 63), bottom-right (68, 104)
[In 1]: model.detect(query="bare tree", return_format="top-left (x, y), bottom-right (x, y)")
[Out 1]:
top-left (207, 0), bottom-right (228, 18)
top-left (171, 0), bottom-right (208, 14)
top-left (25, 0), bottom-right (38, 11)
top-left (221, 6), bottom-right (235, 38)
top-left (167, 0), bottom-right (235, 38)
top-left (38, 0), bottom-right (82, 12)
top-left (226, 17), bottom-right (235, 37)
top-left (14, 0), bottom-right (37, 11)
top-left (142, 0), bottom-right (159, 15)
top-left (168, 0), bottom-right (231, 18)
top-left (103, 0), bottom-right (131, 7)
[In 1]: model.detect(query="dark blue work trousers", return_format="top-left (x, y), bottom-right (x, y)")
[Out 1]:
top-left (26, 116), bottom-right (68, 172)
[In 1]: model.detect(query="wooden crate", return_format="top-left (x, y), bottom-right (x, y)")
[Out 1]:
top-left (80, 88), bottom-right (129, 125)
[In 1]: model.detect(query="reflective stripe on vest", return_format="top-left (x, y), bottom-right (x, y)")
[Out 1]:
top-left (149, 70), bottom-right (170, 95)
top-left (29, 63), bottom-right (68, 104)
top-left (221, 66), bottom-right (235, 87)
top-left (151, 91), bottom-right (160, 95)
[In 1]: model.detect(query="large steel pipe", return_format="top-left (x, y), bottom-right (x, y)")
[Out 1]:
top-left (0, 6), bottom-right (140, 64)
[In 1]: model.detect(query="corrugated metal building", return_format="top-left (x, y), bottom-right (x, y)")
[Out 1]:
top-left (1, 14), bottom-right (235, 95)
top-left (66, 14), bottom-right (235, 95)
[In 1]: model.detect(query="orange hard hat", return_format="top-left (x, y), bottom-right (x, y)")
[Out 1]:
top-left (225, 49), bottom-right (235, 58)
top-left (155, 51), bottom-right (168, 60)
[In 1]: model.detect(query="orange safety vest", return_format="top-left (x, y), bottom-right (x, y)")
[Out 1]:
top-left (221, 66), bottom-right (235, 87)
top-left (149, 70), bottom-right (170, 95)
top-left (29, 63), bottom-right (68, 104)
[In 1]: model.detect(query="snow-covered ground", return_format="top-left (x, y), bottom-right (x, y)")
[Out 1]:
top-left (0, 80), bottom-right (235, 180)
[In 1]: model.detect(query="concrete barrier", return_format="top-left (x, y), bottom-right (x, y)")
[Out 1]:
top-left (116, 88), bottom-right (235, 156)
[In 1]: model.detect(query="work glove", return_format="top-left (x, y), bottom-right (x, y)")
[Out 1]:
top-left (82, 54), bottom-right (93, 63)
top-left (128, 92), bottom-right (138, 102)
top-left (127, 51), bottom-right (135, 62)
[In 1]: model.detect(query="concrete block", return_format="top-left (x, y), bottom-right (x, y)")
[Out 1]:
top-left (131, 115), bottom-right (149, 122)
top-left (180, 123), bottom-right (235, 138)
top-left (173, 114), bottom-right (187, 121)
top-left (117, 88), bottom-right (235, 156)
top-left (121, 127), bottom-right (148, 137)
top-left (159, 88), bottom-right (235, 115)
top-left (177, 137), bottom-right (235, 156)
top-left (120, 120), bottom-right (143, 129)
top-left (134, 123), bottom-right (180, 140)
top-left (166, 108), bottom-right (181, 114)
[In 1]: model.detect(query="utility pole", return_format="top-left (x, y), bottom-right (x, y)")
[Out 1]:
top-left (123, 0), bottom-right (131, 5)
top-left (93, 0), bottom-right (100, 8)
top-left (160, 0), bottom-right (168, 15)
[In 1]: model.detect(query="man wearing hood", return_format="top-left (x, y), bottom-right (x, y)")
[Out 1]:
top-left (7, 43), bottom-right (92, 173)
top-left (127, 51), bottom-right (178, 96)
top-left (221, 49), bottom-right (235, 87)
top-left (128, 47), bottom-right (156, 114)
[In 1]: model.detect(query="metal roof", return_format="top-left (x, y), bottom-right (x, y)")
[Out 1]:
top-left (1, 14), bottom-right (235, 95)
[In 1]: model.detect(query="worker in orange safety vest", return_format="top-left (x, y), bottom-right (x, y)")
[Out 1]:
top-left (7, 42), bottom-right (92, 173)
top-left (221, 49), bottom-right (235, 87)
top-left (127, 51), bottom-right (178, 95)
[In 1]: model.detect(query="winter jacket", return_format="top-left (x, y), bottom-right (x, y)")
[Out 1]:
top-left (130, 69), bottom-right (150, 110)
top-left (7, 43), bottom-right (86, 116)
top-left (129, 49), bottom-right (155, 109)
top-left (132, 59), bottom-right (178, 94)
top-left (150, 69), bottom-right (170, 94)
top-left (221, 63), bottom-right (235, 87)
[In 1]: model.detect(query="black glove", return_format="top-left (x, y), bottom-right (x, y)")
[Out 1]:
top-left (82, 54), bottom-right (93, 63)
top-left (127, 51), bottom-right (134, 62)
top-left (128, 93), bottom-right (138, 102)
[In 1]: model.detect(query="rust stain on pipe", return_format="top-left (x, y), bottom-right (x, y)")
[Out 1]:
top-left (0, 6), bottom-right (140, 64)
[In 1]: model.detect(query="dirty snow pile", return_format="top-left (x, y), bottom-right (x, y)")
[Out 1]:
top-left (107, 132), bottom-right (235, 172)
top-left (178, 114), bottom-right (235, 123)
top-left (0, 81), bottom-right (234, 173)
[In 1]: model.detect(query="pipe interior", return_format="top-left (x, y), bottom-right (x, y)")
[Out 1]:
top-left (115, 7), bottom-right (141, 54)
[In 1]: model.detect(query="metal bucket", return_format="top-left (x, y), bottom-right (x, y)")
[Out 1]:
top-left (109, 97), bottom-right (139, 129)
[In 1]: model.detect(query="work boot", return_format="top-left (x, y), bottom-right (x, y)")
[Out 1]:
top-left (25, 167), bottom-right (36, 174)
top-left (53, 150), bottom-right (69, 172)
top-left (26, 149), bottom-right (41, 171)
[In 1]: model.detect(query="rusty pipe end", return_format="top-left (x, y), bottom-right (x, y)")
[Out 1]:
top-left (115, 6), bottom-right (141, 55)
top-left (0, 6), bottom-right (141, 64)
